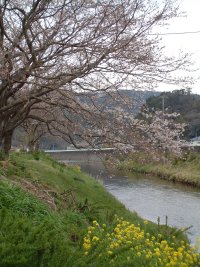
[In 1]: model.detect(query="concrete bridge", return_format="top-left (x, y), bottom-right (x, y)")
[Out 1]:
top-left (45, 148), bottom-right (115, 162)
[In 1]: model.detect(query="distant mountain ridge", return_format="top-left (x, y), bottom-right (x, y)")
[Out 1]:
top-left (79, 89), bottom-right (161, 114)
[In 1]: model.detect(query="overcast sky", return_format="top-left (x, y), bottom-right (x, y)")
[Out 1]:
top-left (158, 0), bottom-right (200, 94)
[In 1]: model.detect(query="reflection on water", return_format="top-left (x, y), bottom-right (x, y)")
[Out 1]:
top-left (63, 160), bottom-right (200, 244)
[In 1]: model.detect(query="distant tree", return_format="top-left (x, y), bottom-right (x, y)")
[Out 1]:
top-left (0, 0), bottom-right (190, 154)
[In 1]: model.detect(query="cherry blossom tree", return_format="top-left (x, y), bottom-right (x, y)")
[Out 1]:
top-left (0, 0), bottom-right (190, 154)
top-left (135, 110), bottom-right (186, 155)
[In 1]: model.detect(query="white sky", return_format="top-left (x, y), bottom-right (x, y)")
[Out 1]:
top-left (157, 0), bottom-right (200, 94)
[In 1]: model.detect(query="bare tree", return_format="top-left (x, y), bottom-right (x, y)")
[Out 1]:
top-left (0, 0), bottom-right (189, 154)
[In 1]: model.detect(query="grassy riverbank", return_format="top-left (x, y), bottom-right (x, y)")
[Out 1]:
top-left (0, 152), bottom-right (200, 266)
top-left (117, 152), bottom-right (200, 188)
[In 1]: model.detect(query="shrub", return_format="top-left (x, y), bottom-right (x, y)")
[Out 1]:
top-left (0, 209), bottom-right (75, 267)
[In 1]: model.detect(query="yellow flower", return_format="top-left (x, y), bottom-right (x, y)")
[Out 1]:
top-left (82, 218), bottom-right (200, 266)
top-left (92, 236), bottom-right (99, 242)
top-left (92, 220), bottom-right (99, 226)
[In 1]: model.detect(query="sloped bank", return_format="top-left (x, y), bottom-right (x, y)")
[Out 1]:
top-left (117, 152), bottom-right (200, 188)
top-left (0, 152), bottom-right (199, 267)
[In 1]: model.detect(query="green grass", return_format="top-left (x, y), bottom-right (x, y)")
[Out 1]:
top-left (6, 152), bottom-right (145, 224)
top-left (117, 151), bottom-right (200, 187)
top-left (0, 151), bottom-right (197, 267)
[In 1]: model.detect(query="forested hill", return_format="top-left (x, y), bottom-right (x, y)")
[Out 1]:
top-left (144, 89), bottom-right (200, 139)
top-left (79, 89), bottom-right (160, 114)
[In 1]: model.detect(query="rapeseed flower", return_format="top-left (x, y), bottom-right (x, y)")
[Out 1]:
top-left (82, 216), bottom-right (200, 266)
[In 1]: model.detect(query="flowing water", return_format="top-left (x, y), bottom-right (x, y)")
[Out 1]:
top-left (64, 160), bottom-right (200, 244)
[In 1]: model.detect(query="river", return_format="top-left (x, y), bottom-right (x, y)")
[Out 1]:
top-left (64, 160), bottom-right (200, 245)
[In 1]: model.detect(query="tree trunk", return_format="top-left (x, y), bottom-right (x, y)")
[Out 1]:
top-left (0, 125), bottom-right (4, 149)
top-left (28, 142), bottom-right (35, 152)
top-left (28, 141), bottom-right (38, 152)
top-left (0, 137), bottom-right (2, 149)
top-left (3, 130), bottom-right (13, 155)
